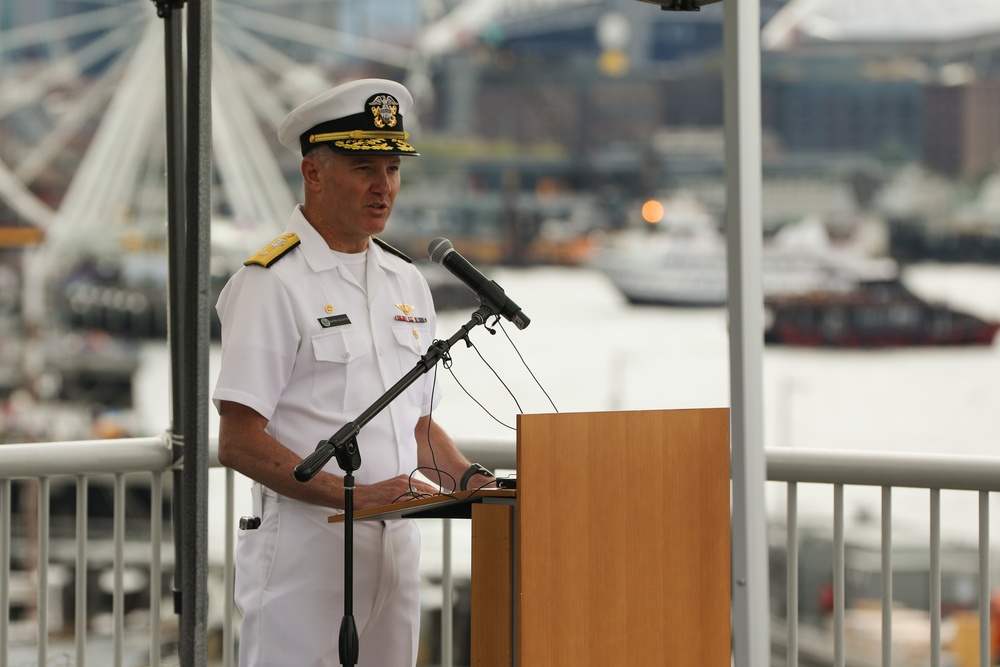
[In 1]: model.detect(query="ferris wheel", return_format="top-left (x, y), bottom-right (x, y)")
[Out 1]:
top-left (0, 0), bottom-right (514, 258)
top-left (0, 0), bottom-right (605, 262)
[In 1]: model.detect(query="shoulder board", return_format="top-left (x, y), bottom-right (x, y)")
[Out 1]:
top-left (371, 236), bottom-right (412, 263)
top-left (244, 233), bottom-right (300, 268)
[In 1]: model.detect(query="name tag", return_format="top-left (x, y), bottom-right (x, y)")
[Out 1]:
top-left (318, 314), bottom-right (351, 328)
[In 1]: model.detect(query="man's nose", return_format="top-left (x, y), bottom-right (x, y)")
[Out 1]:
top-left (371, 169), bottom-right (392, 193)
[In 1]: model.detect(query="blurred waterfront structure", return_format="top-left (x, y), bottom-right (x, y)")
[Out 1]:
top-left (1, 2), bottom-right (999, 418)
top-left (1, 1), bottom-right (1000, 245)
top-left (1, 0), bottom-right (999, 347)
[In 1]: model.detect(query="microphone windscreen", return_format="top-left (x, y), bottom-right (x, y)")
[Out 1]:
top-left (427, 237), bottom-right (453, 264)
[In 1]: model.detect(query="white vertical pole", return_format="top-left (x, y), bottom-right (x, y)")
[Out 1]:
top-left (723, 0), bottom-right (771, 665)
top-left (930, 489), bottom-right (942, 667)
top-left (151, 473), bottom-right (163, 667)
top-left (76, 476), bottom-right (89, 667)
top-left (881, 487), bottom-right (893, 666)
top-left (1, 479), bottom-right (9, 667)
top-left (833, 485), bottom-right (845, 667)
top-left (37, 478), bottom-right (50, 667)
top-left (224, 469), bottom-right (236, 667)
top-left (786, 483), bottom-right (798, 667)
top-left (442, 520), bottom-right (453, 667)
top-left (979, 492), bottom-right (990, 667)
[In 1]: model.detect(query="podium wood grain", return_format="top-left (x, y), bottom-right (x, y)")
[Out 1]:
top-left (331, 409), bottom-right (730, 666)
top-left (515, 408), bottom-right (730, 665)
top-left (471, 503), bottom-right (514, 666)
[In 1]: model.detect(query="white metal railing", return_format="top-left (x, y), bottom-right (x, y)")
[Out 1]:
top-left (0, 434), bottom-right (213, 667)
top-left (768, 448), bottom-right (1000, 667)
top-left (3, 438), bottom-right (1000, 666)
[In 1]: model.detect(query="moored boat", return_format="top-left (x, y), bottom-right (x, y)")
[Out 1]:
top-left (764, 278), bottom-right (1000, 347)
top-left (590, 202), bottom-right (896, 307)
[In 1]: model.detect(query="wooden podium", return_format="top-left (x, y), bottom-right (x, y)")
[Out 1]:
top-left (338, 408), bottom-right (730, 665)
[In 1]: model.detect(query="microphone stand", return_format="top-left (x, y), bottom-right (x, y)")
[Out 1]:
top-left (293, 303), bottom-right (498, 667)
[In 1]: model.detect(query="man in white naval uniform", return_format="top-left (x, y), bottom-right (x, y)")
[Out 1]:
top-left (213, 79), bottom-right (495, 667)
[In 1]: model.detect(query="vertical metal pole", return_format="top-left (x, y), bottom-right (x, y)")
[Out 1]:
top-left (75, 476), bottom-right (88, 667)
top-left (151, 473), bottom-right (163, 667)
top-left (1, 479), bottom-right (9, 667)
top-left (156, 0), bottom-right (211, 662)
top-left (157, 0), bottom-right (187, 618)
top-left (979, 492), bottom-right (990, 667)
top-left (881, 487), bottom-right (892, 667)
top-left (723, 0), bottom-right (770, 665)
top-left (36, 478), bottom-right (49, 667)
top-left (113, 474), bottom-right (125, 667)
top-left (180, 1), bottom-right (212, 665)
top-left (833, 485), bottom-right (845, 667)
top-left (224, 469), bottom-right (236, 667)
top-left (786, 483), bottom-right (798, 667)
top-left (930, 489), bottom-right (941, 667)
top-left (442, 521), bottom-right (453, 667)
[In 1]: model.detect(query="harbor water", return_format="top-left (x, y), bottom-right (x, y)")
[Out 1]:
top-left (130, 261), bottom-right (1000, 568)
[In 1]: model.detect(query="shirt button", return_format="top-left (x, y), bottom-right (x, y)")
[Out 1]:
top-left (343, 353), bottom-right (350, 359)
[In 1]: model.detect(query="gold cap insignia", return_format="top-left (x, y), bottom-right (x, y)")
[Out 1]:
top-left (370, 94), bottom-right (399, 129)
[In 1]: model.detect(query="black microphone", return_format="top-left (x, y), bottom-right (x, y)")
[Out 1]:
top-left (428, 238), bottom-right (530, 330)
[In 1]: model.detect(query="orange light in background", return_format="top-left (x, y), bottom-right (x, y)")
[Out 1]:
top-left (535, 177), bottom-right (560, 198)
top-left (641, 199), bottom-right (664, 224)
top-left (597, 49), bottom-right (629, 77)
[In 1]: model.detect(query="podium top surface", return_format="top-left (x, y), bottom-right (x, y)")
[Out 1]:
top-left (327, 489), bottom-right (515, 523)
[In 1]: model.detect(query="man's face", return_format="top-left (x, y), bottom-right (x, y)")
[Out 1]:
top-left (312, 151), bottom-right (402, 242)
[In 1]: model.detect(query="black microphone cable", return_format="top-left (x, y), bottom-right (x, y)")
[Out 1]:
top-left (495, 320), bottom-right (559, 414)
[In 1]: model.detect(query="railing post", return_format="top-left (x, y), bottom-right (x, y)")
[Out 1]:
top-left (0, 479), bottom-right (8, 667)
top-left (442, 520), bottom-right (454, 667)
top-left (881, 486), bottom-right (892, 667)
top-left (36, 478), bottom-right (49, 667)
top-left (224, 468), bottom-right (236, 667)
top-left (786, 483), bottom-right (798, 667)
top-left (979, 491), bottom-right (990, 667)
top-left (833, 483), bottom-right (845, 667)
top-left (114, 473), bottom-right (125, 667)
top-left (930, 488), bottom-right (941, 667)
top-left (151, 472), bottom-right (164, 667)
top-left (75, 475), bottom-right (89, 667)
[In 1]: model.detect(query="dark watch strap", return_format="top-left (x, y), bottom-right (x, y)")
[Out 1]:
top-left (460, 463), bottom-right (494, 491)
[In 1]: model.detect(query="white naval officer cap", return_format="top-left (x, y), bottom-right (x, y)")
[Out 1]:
top-left (277, 78), bottom-right (418, 157)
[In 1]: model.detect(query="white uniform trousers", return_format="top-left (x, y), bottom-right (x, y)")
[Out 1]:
top-left (235, 485), bottom-right (421, 667)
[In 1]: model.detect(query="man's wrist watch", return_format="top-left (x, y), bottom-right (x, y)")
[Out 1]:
top-left (459, 463), bottom-right (494, 491)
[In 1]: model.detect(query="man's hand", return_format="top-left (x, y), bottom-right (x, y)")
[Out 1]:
top-left (354, 474), bottom-right (440, 509)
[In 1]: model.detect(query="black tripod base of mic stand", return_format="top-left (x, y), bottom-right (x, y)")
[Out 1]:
top-left (339, 614), bottom-right (359, 666)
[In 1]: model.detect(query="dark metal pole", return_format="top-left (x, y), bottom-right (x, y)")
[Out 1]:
top-left (181, 0), bottom-right (212, 664)
top-left (154, 0), bottom-right (188, 621)
top-left (154, 0), bottom-right (210, 663)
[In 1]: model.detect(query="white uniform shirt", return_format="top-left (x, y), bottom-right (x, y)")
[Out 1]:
top-left (213, 206), bottom-right (441, 485)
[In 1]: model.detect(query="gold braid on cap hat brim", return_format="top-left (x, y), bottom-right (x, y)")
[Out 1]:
top-left (309, 130), bottom-right (410, 143)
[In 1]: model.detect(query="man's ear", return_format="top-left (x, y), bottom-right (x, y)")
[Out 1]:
top-left (301, 156), bottom-right (322, 191)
